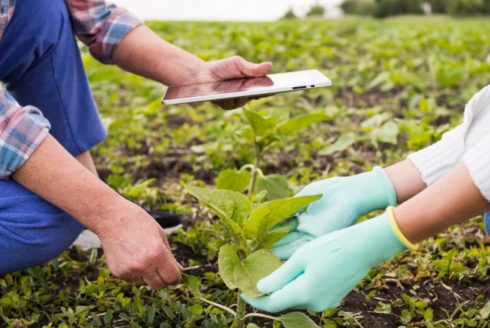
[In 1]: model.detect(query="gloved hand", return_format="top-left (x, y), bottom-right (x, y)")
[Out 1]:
top-left (272, 167), bottom-right (397, 260)
top-left (243, 208), bottom-right (416, 313)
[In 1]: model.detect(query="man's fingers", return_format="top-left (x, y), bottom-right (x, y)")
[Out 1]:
top-left (235, 57), bottom-right (273, 77)
top-left (243, 275), bottom-right (309, 313)
top-left (156, 228), bottom-right (183, 284)
top-left (235, 98), bottom-right (249, 108)
top-left (159, 227), bottom-right (181, 263)
top-left (142, 272), bottom-right (167, 291)
top-left (158, 263), bottom-right (182, 286)
top-left (131, 276), bottom-right (145, 286)
top-left (214, 99), bottom-right (236, 110)
top-left (155, 248), bottom-right (182, 285)
top-left (257, 255), bottom-right (304, 294)
top-left (161, 232), bottom-right (172, 250)
top-left (213, 98), bottom-right (249, 110)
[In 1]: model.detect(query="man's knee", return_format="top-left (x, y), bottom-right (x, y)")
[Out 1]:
top-left (0, 211), bottom-right (83, 274)
top-left (0, 181), bottom-right (83, 274)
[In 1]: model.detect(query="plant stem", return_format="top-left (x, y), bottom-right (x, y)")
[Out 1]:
top-left (243, 313), bottom-right (279, 321)
top-left (236, 295), bottom-right (247, 328)
top-left (247, 142), bottom-right (261, 199)
top-left (197, 297), bottom-right (237, 317)
top-left (239, 164), bottom-right (255, 172)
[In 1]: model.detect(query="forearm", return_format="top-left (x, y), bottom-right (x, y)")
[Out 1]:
top-left (384, 159), bottom-right (427, 204)
top-left (394, 162), bottom-right (490, 244)
top-left (112, 25), bottom-right (206, 86)
top-left (12, 135), bottom-right (125, 234)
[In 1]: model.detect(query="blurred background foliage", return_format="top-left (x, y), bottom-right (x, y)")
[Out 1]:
top-left (341, 0), bottom-right (490, 18)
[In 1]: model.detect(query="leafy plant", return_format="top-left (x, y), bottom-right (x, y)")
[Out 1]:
top-left (184, 188), bottom-right (321, 327)
top-left (184, 107), bottom-right (327, 327)
top-left (223, 106), bottom-right (329, 201)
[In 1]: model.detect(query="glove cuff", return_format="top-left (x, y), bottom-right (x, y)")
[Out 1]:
top-left (350, 166), bottom-right (397, 216)
top-left (386, 206), bottom-right (418, 251)
top-left (362, 209), bottom-right (417, 267)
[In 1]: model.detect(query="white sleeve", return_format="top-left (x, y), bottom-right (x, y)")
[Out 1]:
top-left (408, 125), bottom-right (465, 186)
top-left (463, 134), bottom-right (490, 202)
top-left (408, 85), bottom-right (490, 186)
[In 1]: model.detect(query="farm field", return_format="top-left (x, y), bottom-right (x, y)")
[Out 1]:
top-left (2, 17), bottom-right (490, 328)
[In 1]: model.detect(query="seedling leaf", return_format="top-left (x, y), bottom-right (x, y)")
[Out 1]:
top-left (218, 245), bottom-right (241, 290)
top-left (277, 113), bottom-right (328, 136)
top-left (370, 121), bottom-right (399, 146)
top-left (319, 132), bottom-right (357, 156)
top-left (188, 304), bottom-right (203, 316)
top-left (254, 190), bottom-right (268, 203)
top-left (185, 186), bottom-right (252, 225)
top-left (279, 312), bottom-right (321, 328)
top-left (256, 174), bottom-right (289, 201)
top-left (235, 125), bottom-right (255, 144)
top-left (215, 169), bottom-right (250, 192)
top-left (257, 134), bottom-right (284, 151)
top-left (257, 107), bottom-right (290, 124)
top-left (401, 309), bottom-right (412, 324)
top-left (424, 308), bottom-right (434, 321)
top-left (244, 195), bottom-right (322, 243)
top-left (185, 186), bottom-right (250, 246)
top-left (246, 324), bottom-right (260, 328)
top-left (233, 250), bottom-right (282, 298)
top-left (480, 301), bottom-right (490, 319)
top-left (256, 226), bottom-right (292, 250)
top-left (183, 274), bottom-right (202, 297)
top-left (243, 109), bottom-right (277, 137)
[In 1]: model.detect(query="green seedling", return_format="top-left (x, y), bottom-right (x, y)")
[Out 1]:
top-left (215, 106), bottom-right (329, 201)
top-left (184, 107), bottom-right (328, 327)
top-left (184, 187), bottom-right (321, 328)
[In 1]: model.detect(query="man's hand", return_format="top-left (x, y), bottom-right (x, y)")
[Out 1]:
top-left (97, 200), bottom-right (183, 290)
top-left (243, 209), bottom-right (408, 313)
top-left (12, 135), bottom-right (182, 290)
top-left (198, 56), bottom-right (272, 83)
top-left (272, 167), bottom-right (397, 260)
top-left (195, 56), bottom-right (273, 110)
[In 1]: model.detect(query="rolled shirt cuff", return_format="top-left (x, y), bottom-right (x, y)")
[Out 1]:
top-left (89, 8), bottom-right (144, 64)
top-left (0, 105), bottom-right (51, 179)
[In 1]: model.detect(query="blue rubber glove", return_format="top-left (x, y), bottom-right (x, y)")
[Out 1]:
top-left (243, 208), bottom-right (416, 313)
top-left (272, 167), bottom-right (397, 260)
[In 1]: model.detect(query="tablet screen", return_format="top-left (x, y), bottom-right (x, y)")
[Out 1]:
top-left (162, 70), bottom-right (332, 104)
top-left (164, 76), bottom-right (274, 100)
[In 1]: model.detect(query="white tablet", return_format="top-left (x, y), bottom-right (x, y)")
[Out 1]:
top-left (161, 69), bottom-right (332, 105)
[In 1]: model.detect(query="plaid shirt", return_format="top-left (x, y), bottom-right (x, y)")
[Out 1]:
top-left (0, 0), bottom-right (142, 178)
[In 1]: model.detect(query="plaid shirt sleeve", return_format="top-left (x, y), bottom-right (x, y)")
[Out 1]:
top-left (64, 0), bottom-right (143, 64)
top-left (0, 87), bottom-right (51, 179)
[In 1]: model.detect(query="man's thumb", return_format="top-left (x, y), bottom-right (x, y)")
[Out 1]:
top-left (236, 57), bottom-right (272, 77)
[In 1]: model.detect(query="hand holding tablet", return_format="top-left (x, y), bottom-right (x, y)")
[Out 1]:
top-left (161, 70), bottom-right (332, 107)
